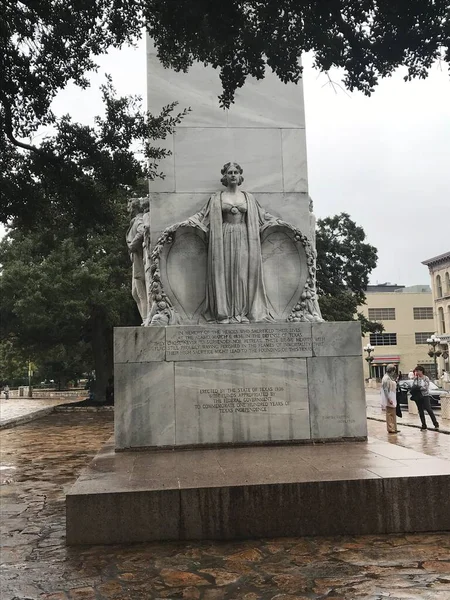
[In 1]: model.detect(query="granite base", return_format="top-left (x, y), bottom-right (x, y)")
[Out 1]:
top-left (66, 438), bottom-right (450, 545)
top-left (114, 322), bottom-right (367, 449)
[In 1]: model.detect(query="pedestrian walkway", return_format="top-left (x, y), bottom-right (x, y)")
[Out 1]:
top-left (1, 412), bottom-right (450, 599)
top-left (366, 389), bottom-right (450, 434)
top-left (0, 396), bottom-right (83, 429)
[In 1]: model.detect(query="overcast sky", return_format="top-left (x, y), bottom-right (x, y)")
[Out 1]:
top-left (48, 38), bottom-right (450, 287)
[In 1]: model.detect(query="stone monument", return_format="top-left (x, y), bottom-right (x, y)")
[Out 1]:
top-left (115, 44), bottom-right (367, 450)
top-left (67, 44), bottom-right (450, 547)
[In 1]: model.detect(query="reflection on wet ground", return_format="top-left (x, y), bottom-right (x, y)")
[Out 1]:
top-left (1, 412), bottom-right (449, 599)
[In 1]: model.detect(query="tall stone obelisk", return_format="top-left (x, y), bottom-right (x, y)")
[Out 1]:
top-left (146, 40), bottom-right (311, 248)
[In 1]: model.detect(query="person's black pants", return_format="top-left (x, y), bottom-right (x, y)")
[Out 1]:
top-left (416, 396), bottom-right (438, 428)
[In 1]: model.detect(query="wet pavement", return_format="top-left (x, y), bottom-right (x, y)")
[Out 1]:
top-left (1, 413), bottom-right (450, 599)
top-left (0, 397), bottom-right (83, 430)
top-left (366, 390), bottom-right (450, 435)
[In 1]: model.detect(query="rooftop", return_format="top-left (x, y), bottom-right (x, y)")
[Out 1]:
top-left (367, 284), bottom-right (431, 294)
top-left (422, 250), bottom-right (450, 267)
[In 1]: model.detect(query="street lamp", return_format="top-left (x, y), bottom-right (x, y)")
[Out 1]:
top-left (426, 334), bottom-right (442, 382)
top-left (364, 343), bottom-right (375, 379)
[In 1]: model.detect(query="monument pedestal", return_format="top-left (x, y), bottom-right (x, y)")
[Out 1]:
top-left (113, 322), bottom-right (367, 450)
top-left (66, 323), bottom-right (450, 544)
top-left (66, 438), bottom-right (450, 545)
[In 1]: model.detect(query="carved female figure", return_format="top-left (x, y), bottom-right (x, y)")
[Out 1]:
top-left (187, 162), bottom-right (277, 323)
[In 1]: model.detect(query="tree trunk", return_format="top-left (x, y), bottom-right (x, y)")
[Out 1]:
top-left (90, 310), bottom-right (113, 404)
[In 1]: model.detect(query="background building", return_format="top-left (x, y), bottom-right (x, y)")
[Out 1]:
top-left (359, 284), bottom-right (436, 379)
top-left (422, 251), bottom-right (450, 376)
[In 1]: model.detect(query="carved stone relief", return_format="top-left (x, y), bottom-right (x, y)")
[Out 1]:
top-left (133, 162), bottom-right (323, 326)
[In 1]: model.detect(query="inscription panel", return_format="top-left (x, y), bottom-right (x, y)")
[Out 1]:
top-left (166, 323), bottom-right (312, 361)
top-left (175, 358), bottom-right (311, 445)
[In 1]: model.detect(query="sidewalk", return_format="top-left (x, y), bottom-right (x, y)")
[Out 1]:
top-left (0, 396), bottom-right (83, 429)
top-left (366, 389), bottom-right (450, 434)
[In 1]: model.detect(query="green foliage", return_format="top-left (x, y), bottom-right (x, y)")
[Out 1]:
top-left (316, 213), bottom-right (383, 334)
top-left (1, 77), bottom-right (187, 226)
top-left (0, 193), bottom-right (136, 397)
top-left (2, 1), bottom-right (448, 223)
top-left (138, 1), bottom-right (450, 107)
top-left (0, 336), bottom-right (29, 385)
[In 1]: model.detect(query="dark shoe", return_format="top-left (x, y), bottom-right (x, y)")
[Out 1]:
top-left (388, 430), bottom-right (399, 434)
top-left (420, 426), bottom-right (428, 430)
top-left (434, 424), bottom-right (439, 430)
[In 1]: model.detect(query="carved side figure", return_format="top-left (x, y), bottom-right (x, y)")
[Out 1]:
top-left (126, 197), bottom-right (149, 324)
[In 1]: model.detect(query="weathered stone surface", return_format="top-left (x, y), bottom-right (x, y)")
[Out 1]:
top-left (114, 361), bottom-right (175, 449)
top-left (311, 321), bottom-right (362, 357)
top-left (174, 358), bottom-right (310, 445)
top-left (114, 326), bottom-right (165, 363)
top-left (307, 356), bottom-right (367, 440)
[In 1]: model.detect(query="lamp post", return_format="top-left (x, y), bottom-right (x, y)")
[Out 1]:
top-left (364, 343), bottom-right (375, 379)
top-left (426, 334), bottom-right (442, 383)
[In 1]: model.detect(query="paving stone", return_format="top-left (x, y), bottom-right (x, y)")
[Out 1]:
top-left (1, 411), bottom-right (450, 600)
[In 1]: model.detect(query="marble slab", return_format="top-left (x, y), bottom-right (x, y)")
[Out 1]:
top-left (312, 322), bottom-right (362, 357)
top-left (148, 134), bottom-right (176, 193)
top-left (114, 327), bottom-right (165, 363)
top-left (228, 71), bottom-right (306, 129)
top-left (282, 129), bottom-right (308, 193)
top-left (147, 39), bottom-right (305, 130)
top-left (165, 323), bottom-right (313, 361)
top-left (174, 128), bottom-right (284, 193)
top-left (307, 356), bottom-right (367, 440)
top-left (147, 41), bottom-right (228, 128)
top-left (115, 362), bottom-right (175, 449)
top-left (174, 358), bottom-right (310, 445)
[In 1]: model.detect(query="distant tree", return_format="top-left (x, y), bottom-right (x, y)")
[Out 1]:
top-left (316, 213), bottom-right (383, 334)
top-left (0, 336), bottom-right (29, 386)
top-left (0, 195), bottom-right (135, 401)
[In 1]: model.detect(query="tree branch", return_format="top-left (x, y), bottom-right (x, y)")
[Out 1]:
top-left (1, 93), bottom-right (48, 156)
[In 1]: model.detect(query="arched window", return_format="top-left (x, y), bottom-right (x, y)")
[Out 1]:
top-left (446, 272), bottom-right (450, 295)
top-left (438, 307), bottom-right (446, 333)
top-left (436, 274), bottom-right (443, 298)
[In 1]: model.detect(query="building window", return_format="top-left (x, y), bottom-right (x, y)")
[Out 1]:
top-left (438, 307), bottom-right (446, 334)
top-left (415, 332), bottom-right (434, 344)
top-left (446, 272), bottom-right (450, 295)
top-left (413, 307), bottom-right (434, 320)
top-left (436, 274), bottom-right (443, 298)
top-left (368, 308), bottom-right (396, 320)
top-left (369, 333), bottom-right (397, 346)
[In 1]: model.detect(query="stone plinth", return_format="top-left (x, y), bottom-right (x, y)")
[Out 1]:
top-left (114, 321), bottom-right (367, 450)
top-left (66, 438), bottom-right (450, 545)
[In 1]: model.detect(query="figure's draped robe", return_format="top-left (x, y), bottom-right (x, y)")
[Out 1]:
top-left (189, 192), bottom-right (273, 322)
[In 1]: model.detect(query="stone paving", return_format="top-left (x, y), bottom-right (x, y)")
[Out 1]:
top-left (1, 412), bottom-right (450, 599)
top-left (0, 397), bottom-right (84, 430)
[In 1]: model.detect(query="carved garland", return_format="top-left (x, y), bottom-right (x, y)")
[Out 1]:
top-left (148, 222), bottom-right (322, 325)
top-left (273, 223), bottom-right (322, 323)
top-left (147, 228), bottom-right (178, 325)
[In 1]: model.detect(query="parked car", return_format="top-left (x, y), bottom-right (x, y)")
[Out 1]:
top-left (397, 379), bottom-right (445, 407)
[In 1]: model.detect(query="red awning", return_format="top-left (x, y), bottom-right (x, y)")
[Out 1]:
top-left (372, 356), bottom-right (400, 363)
